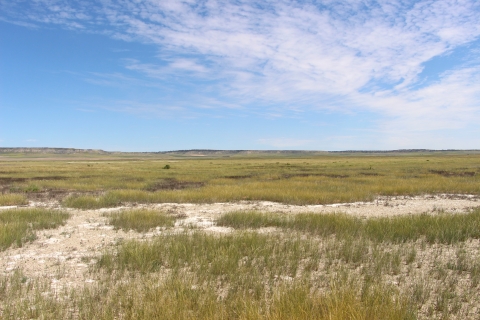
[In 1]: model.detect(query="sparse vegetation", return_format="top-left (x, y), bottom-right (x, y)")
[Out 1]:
top-left (1, 152), bottom-right (480, 319)
top-left (217, 208), bottom-right (480, 244)
top-left (0, 270), bottom-right (416, 320)
top-left (0, 208), bottom-right (70, 251)
top-left (3, 222), bottom-right (478, 319)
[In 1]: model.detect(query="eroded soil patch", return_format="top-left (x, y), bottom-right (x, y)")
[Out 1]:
top-left (0, 193), bottom-right (479, 319)
top-left (282, 173), bottom-right (350, 179)
top-left (223, 174), bottom-right (254, 179)
top-left (143, 178), bottom-right (205, 191)
top-left (0, 176), bottom-right (68, 184)
top-left (429, 170), bottom-right (476, 177)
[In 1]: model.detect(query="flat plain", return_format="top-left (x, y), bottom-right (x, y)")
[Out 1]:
top-left (1, 150), bottom-right (480, 319)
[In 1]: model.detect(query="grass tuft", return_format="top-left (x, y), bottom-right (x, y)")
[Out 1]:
top-left (217, 209), bottom-right (480, 244)
top-left (107, 209), bottom-right (176, 232)
top-left (0, 194), bottom-right (28, 206)
top-left (0, 208), bottom-right (70, 251)
top-left (62, 193), bottom-right (121, 209)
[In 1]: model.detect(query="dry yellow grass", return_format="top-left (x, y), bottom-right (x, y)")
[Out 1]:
top-left (3, 153), bottom-right (473, 207)
top-left (1, 152), bottom-right (479, 318)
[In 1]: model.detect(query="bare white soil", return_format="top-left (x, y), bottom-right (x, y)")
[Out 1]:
top-left (1, 194), bottom-right (479, 292)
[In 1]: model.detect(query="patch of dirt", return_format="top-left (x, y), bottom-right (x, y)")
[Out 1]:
top-left (143, 178), bottom-right (205, 191)
top-left (23, 190), bottom-right (105, 203)
top-left (223, 175), bottom-right (254, 179)
top-left (0, 177), bottom-right (28, 184)
top-left (26, 189), bottom-right (71, 201)
top-left (282, 173), bottom-right (349, 179)
top-left (0, 194), bottom-right (479, 295)
top-left (0, 176), bottom-right (67, 184)
top-left (31, 176), bottom-right (68, 181)
top-left (120, 177), bottom-right (146, 182)
top-left (429, 170), bottom-right (476, 177)
top-left (359, 172), bottom-right (381, 176)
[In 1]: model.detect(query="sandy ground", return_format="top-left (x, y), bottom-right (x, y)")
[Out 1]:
top-left (1, 193), bottom-right (479, 292)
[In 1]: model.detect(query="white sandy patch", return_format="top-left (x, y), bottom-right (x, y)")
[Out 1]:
top-left (0, 194), bottom-right (479, 292)
top-left (133, 193), bottom-right (480, 219)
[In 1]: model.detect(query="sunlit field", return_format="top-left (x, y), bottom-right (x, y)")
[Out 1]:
top-left (2, 210), bottom-right (480, 319)
top-left (1, 151), bottom-right (479, 319)
top-left (0, 152), bottom-right (479, 207)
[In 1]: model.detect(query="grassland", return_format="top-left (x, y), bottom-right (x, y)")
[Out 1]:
top-left (0, 151), bottom-right (479, 207)
top-left (0, 151), bottom-right (480, 319)
top-left (2, 210), bottom-right (480, 319)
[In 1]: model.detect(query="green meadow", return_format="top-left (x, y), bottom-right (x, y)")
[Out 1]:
top-left (0, 151), bottom-right (479, 207)
top-left (0, 151), bottom-right (479, 319)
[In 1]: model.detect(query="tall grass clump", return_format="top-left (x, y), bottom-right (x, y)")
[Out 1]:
top-left (94, 231), bottom-right (415, 320)
top-left (107, 209), bottom-right (176, 232)
top-left (0, 272), bottom-right (415, 320)
top-left (98, 231), bottom-right (312, 278)
top-left (216, 211), bottom-right (286, 229)
top-left (0, 208), bottom-right (70, 250)
top-left (218, 209), bottom-right (480, 244)
top-left (62, 193), bottom-right (121, 209)
top-left (0, 194), bottom-right (28, 206)
top-left (364, 210), bottom-right (480, 244)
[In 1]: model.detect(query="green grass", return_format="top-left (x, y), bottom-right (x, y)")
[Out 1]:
top-left (98, 232), bottom-right (313, 275)
top-left (217, 208), bottom-right (480, 243)
top-left (0, 208), bottom-right (70, 251)
top-left (1, 152), bottom-right (480, 318)
top-left (107, 209), bottom-right (176, 232)
top-left (62, 193), bottom-right (121, 209)
top-left (0, 194), bottom-right (28, 206)
top-left (0, 153), bottom-right (477, 206)
top-left (0, 272), bottom-right (415, 320)
top-left (92, 232), bottom-right (416, 320)
top-left (2, 220), bottom-right (480, 318)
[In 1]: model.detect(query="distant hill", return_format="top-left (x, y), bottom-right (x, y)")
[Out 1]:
top-left (328, 149), bottom-right (480, 153)
top-left (158, 149), bottom-right (328, 156)
top-left (0, 148), bottom-right (108, 154)
top-left (0, 147), bottom-right (478, 155)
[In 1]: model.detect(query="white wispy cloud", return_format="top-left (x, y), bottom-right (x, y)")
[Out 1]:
top-left (85, 99), bottom-right (201, 119)
top-left (0, 16), bottom-right (38, 28)
top-left (3, 0), bottom-right (480, 145)
top-left (124, 58), bottom-right (210, 80)
top-left (75, 108), bottom-right (96, 113)
top-left (359, 65), bottom-right (480, 131)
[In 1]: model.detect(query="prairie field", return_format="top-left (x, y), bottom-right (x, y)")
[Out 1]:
top-left (0, 151), bottom-right (479, 319)
top-left (1, 151), bottom-right (479, 206)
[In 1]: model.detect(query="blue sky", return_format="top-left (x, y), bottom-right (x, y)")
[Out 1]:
top-left (1, 0), bottom-right (480, 151)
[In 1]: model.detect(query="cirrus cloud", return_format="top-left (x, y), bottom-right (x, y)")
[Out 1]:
top-left (2, 0), bottom-right (480, 148)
